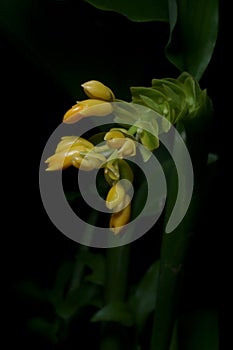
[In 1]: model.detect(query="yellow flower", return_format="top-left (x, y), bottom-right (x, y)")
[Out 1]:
top-left (104, 160), bottom-right (120, 186)
top-left (55, 136), bottom-right (94, 153)
top-left (106, 182), bottom-right (126, 211)
top-left (63, 99), bottom-right (113, 124)
top-left (104, 130), bottom-right (136, 157)
top-left (72, 151), bottom-right (106, 171)
top-left (81, 80), bottom-right (115, 101)
top-left (45, 145), bottom-right (86, 171)
top-left (110, 195), bottom-right (131, 235)
top-left (118, 138), bottom-right (136, 157)
top-left (45, 137), bottom-right (94, 171)
top-left (104, 130), bottom-right (125, 149)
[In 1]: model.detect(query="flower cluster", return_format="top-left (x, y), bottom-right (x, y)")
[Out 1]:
top-left (45, 74), bottom-right (209, 235)
top-left (45, 80), bottom-right (136, 234)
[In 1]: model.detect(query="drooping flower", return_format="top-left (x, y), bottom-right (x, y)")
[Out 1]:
top-left (104, 130), bottom-right (136, 157)
top-left (72, 150), bottom-right (106, 171)
top-left (106, 182), bottom-right (126, 211)
top-left (104, 130), bottom-right (126, 149)
top-left (110, 195), bottom-right (131, 235)
top-left (45, 136), bottom-right (106, 171)
top-left (63, 99), bottom-right (113, 124)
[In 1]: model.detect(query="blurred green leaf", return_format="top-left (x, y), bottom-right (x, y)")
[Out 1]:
top-left (28, 317), bottom-right (60, 344)
top-left (52, 249), bottom-right (105, 319)
top-left (84, 0), bottom-right (169, 22)
top-left (16, 281), bottom-right (44, 301)
top-left (166, 0), bottom-right (219, 81)
top-left (55, 282), bottom-right (101, 320)
top-left (91, 302), bottom-right (134, 326)
top-left (172, 309), bottom-right (219, 350)
top-left (77, 249), bottom-right (106, 286)
top-left (129, 260), bottom-right (160, 332)
top-left (169, 322), bottom-right (179, 350)
top-left (207, 153), bottom-right (218, 165)
top-left (53, 260), bottom-right (74, 301)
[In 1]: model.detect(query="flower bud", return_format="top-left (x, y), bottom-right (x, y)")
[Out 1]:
top-left (104, 130), bottom-right (125, 149)
top-left (118, 138), bottom-right (136, 157)
top-left (45, 145), bottom-right (87, 171)
top-left (109, 195), bottom-right (131, 235)
top-left (104, 161), bottom-right (120, 186)
top-left (45, 137), bottom-right (95, 171)
top-left (55, 136), bottom-right (94, 153)
top-left (106, 182), bottom-right (126, 211)
top-left (72, 151), bottom-right (106, 171)
top-left (81, 80), bottom-right (115, 101)
top-left (63, 99), bottom-right (113, 124)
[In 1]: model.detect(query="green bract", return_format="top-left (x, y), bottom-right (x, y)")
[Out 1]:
top-left (131, 72), bottom-right (213, 128)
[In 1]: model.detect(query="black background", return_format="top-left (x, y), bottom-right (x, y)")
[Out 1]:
top-left (1, 0), bottom-right (228, 347)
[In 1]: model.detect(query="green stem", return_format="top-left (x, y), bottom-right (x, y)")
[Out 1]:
top-left (150, 117), bottom-right (210, 350)
top-left (100, 244), bottom-right (132, 350)
top-left (149, 179), bottom-right (199, 350)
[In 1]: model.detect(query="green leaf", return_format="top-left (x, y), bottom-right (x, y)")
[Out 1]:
top-left (84, 0), bottom-right (169, 22)
top-left (207, 153), bottom-right (218, 165)
top-left (166, 0), bottom-right (219, 81)
top-left (53, 249), bottom-right (105, 319)
top-left (169, 322), bottom-right (179, 350)
top-left (174, 309), bottom-right (219, 350)
top-left (53, 260), bottom-right (74, 302)
top-left (16, 281), bottom-right (44, 301)
top-left (80, 251), bottom-right (106, 286)
top-left (129, 260), bottom-right (160, 332)
top-left (131, 87), bottom-right (167, 107)
top-left (55, 282), bottom-right (101, 320)
top-left (28, 317), bottom-right (59, 344)
top-left (73, 248), bottom-right (106, 286)
top-left (91, 302), bottom-right (134, 326)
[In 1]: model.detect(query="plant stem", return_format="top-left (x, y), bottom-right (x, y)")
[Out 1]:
top-left (100, 243), bottom-right (132, 350)
top-left (150, 116), bottom-right (210, 350)
top-left (105, 245), bottom-right (131, 303)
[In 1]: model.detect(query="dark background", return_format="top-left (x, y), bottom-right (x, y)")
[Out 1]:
top-left (1, 0), bottom-right (227, 347)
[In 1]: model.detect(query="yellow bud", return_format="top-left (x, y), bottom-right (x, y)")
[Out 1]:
top-left (118, 138), bottom-right (136, 157)
top-left (45, 146), bottom-right (85, 171)
top-left (104, 162), bottom-right (120, 182)
top-left (104, 130), bottom-right (125, 149)
top-left (106, 182), bottom-right (125, 210)
top-left (72, 150), bottom-right (106, 171)
top-left (81, 80), bottom-right (115, 101)
top-left (109, 128), bottom-right (131, 136)
top-left (63, 99), bottom-right (113, 124)
top-left (45, 137), bottom-right (95, 171)
top-left (55, 136), bottom-right (94, 153)
top-left (110, 196), bottom-right (131, 235)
